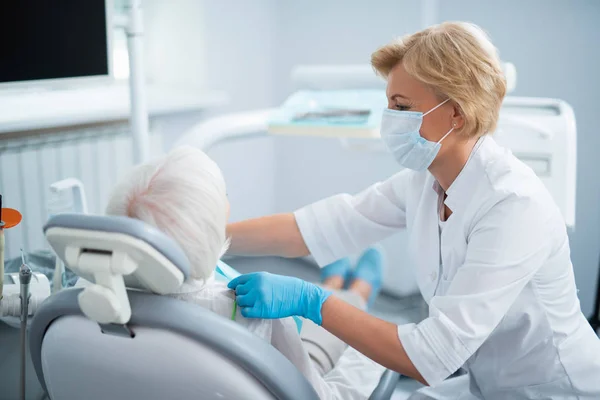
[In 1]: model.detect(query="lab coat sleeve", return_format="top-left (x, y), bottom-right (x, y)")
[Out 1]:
top-left (397, 196), bottom-right (555, 386)
top-left (270, 318), bottom-right (385, 400)
top-left (294, 170), bottom-right (411, 266)
top-left (321, 347), bottom-right (386, 399)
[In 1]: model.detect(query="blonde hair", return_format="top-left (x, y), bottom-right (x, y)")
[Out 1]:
top-left (106, 145), bottom-right (229, 280)
top-left (371, 21), bottom-right (506, 138)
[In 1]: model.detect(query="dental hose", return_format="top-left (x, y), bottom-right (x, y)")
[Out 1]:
top-left (19, 250), bottom-right (32, 400)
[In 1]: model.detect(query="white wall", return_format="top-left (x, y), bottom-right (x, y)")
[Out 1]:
top-left (144, 0), bottom-right (277, 111)
top-left (144, 0), bottom-right (279, 220)
top-left (145, 0), bottom-right (600, 315)
top-left (269, 0), bottom-right (422, 103)
top-left (143, 0), bottom-right (207, 88)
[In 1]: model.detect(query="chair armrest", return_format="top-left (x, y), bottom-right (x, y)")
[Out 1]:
top-left (369, 369), bottom-right (400, 400)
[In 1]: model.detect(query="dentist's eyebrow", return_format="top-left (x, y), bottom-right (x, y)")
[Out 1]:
top-left (390, 93), bottom-right (410, 100)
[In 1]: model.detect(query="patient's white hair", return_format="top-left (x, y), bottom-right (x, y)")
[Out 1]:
top-left (106, 145), bottom-right (229, 280)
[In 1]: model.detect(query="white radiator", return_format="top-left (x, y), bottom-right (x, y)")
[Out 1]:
top-left (0, 123), bottom-right (164, 261)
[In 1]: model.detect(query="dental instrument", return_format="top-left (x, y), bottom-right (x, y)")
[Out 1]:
top-left (19, 249), bottom-right (32, 400)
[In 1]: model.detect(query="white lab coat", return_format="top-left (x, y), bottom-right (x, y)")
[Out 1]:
top-left (170, 275), bottom-right (385, 400)
top-left (294, 136), bottom-right (600, 399)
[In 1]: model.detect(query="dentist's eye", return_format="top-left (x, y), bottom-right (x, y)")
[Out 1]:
top-left (395, 104), bottom-right (411, 111)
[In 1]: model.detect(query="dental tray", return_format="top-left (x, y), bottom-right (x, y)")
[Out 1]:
top-left (267, 90), bottom-right (387, 138)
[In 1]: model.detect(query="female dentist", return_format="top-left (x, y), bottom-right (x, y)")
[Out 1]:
top-left (227, 22), bottom-right (600, 399)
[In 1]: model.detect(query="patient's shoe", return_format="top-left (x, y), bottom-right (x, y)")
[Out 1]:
top-left (320, 257), bottom-right (352, 283)
top-left (351, 247), bottom-right (384, 307)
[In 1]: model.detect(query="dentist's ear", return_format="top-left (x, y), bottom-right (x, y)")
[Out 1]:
top-left (450, 103), bottom-right (465, 131)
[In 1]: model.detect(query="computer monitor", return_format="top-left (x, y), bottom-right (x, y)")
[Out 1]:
top-left (0, 0), bottom-right (113, 88)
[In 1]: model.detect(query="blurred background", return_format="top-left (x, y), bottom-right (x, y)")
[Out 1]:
top-left (1, 0), bottom-right (598, 329)
top-left (1, 1), bottom-right (599, 399)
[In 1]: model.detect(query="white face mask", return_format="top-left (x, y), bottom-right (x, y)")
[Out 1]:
top-left (380, 99), bottom-right (454, 171)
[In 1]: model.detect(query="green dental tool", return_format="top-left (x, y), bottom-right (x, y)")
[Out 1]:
top-left (231, 301), bottom-right (237, 321)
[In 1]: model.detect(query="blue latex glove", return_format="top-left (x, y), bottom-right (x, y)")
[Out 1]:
top-left (227, 272), bottom-right (332, 325)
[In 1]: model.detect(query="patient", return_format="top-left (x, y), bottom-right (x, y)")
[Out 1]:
top-left (105, 145), bottom-right (385, 399)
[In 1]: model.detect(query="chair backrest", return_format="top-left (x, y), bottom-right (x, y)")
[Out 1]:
top-left (32, 214), bottom-right (319, 400)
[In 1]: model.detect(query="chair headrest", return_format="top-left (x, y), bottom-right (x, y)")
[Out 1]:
top-left (44, 214), bottom-right (190, 324)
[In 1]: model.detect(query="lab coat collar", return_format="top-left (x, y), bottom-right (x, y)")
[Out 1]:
top-left (440, 135), bottom-right (491, 213)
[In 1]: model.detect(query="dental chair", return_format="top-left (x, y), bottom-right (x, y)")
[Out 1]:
top-left (29, 213), bottom-right (399, 400)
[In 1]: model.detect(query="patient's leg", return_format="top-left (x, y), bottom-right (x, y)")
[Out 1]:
top-left (300, 248), bottom-right (383, 376)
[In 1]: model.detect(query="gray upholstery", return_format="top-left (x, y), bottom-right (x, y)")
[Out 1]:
top-left (30, 288), bottom-right (320, 400)
top-left (43, 213), bottom-right (190, 277)
top-left (370, 370), bottom-right (400, 400)
top-left (0, 321), bottom-right (46, 400)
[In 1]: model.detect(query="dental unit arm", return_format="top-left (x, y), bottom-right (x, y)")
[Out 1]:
top-left (114, 0), bottom-right (150, 164)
